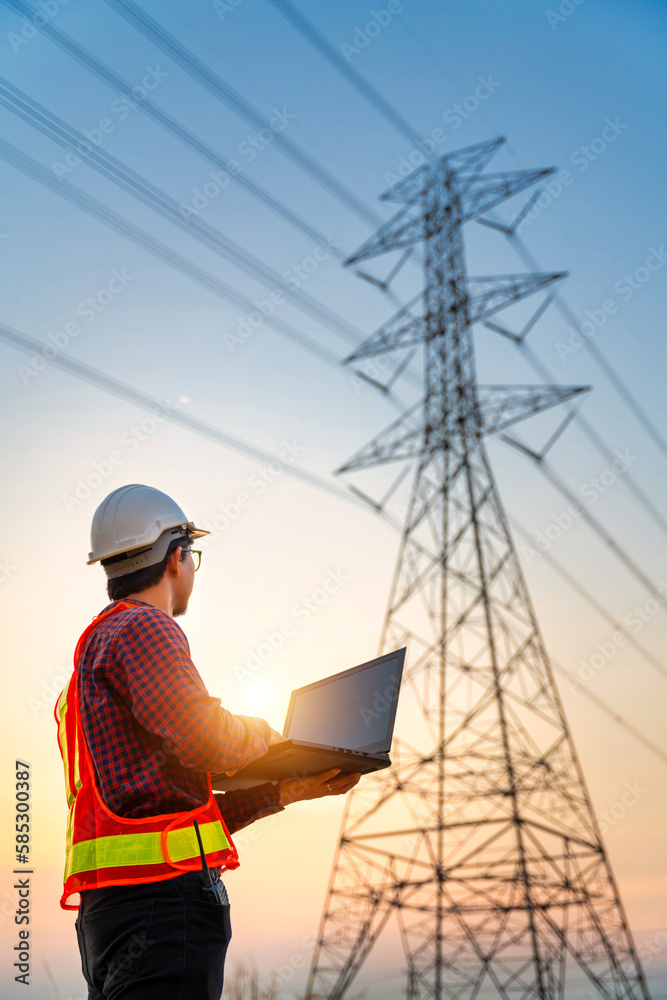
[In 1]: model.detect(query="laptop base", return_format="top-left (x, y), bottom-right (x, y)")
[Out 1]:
top-left (211, 740), bottom-right (391, 792)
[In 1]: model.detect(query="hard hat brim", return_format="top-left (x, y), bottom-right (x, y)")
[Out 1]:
top-left (87, 519), bottom-right (209, 565)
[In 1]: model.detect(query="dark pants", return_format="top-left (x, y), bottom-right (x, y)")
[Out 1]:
top-left (75, 870), bottom-right (232, 999)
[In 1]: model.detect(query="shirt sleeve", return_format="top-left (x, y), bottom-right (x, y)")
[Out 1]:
top-left (214, 783), bottom-right (284, 834)
top-left (113, 607), bottom-right (271, 773)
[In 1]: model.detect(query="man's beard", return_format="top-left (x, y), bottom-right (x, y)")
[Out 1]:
top-left (173, 603), bottom-right (189, 617)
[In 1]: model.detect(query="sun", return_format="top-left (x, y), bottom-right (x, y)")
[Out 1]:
top-left (240, 678), bottom-right (278, 718)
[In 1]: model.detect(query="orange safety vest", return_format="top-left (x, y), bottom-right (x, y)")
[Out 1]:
top-left (55, 601), bottom-right (239, 911)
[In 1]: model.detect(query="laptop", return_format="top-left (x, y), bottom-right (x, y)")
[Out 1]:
top-left (212, 647), bottom-right (405, 791)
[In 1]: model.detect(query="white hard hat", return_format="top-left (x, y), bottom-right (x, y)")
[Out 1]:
top-left (88, 484), bottom-right (210, 579)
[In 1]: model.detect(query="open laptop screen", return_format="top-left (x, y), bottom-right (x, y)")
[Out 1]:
top-left (283, 649), bottom-right (405, 754)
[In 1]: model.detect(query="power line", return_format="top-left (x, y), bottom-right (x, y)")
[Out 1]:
top-left (265, 0), bottom-right (424, 149)
top-left (489, 213), bottom-right (667, 462)
top-left (501, 433), bottom-right (667, 611)
top-left (0, 320), bottom-right (369, 511)
top-left (550, 657), bottom-right (667, 765)
top-left (484, 307), bottom-right (667, 538)
top-left (508, 515), bottom-right (667, 682)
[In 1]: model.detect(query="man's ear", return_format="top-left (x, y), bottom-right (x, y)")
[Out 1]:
top-left (166, 546), bottom-right (182, 576)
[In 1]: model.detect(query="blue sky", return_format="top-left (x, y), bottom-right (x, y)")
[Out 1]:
top-left (0, 0), bottom-right (666, 996)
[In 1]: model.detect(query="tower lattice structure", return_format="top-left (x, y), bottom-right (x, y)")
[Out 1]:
top-left (304, 138), bottom-right (651, 1000)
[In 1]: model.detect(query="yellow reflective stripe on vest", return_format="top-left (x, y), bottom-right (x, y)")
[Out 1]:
top-left (73, 741), bottom-right (82, 795)
top-left (57, 687), bottom-right (75, 808)
top-left (57, 684), bottom-right (82, 806)
top-left (65, 821), bottom-right (229, 878)
top-left (63, 807), bottom-right (75, 881)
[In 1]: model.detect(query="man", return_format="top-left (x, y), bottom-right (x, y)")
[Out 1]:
top-left (56, 483), bottom-right (360, 999)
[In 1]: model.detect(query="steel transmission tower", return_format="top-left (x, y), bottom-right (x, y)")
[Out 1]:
top-left (304, 138), bottom-right (651, 1000)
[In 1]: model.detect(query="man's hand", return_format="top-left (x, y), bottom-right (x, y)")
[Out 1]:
top-left (227, 727), bottom-right (285, 775)
top-left (278, 768), bottom-right (362, 806)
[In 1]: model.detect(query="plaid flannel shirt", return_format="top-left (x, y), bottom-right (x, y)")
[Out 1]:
top-left (75, 597), bottom-right (283, 831)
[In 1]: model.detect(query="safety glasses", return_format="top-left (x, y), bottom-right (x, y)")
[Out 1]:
top-left (180, 548), bottom-right (202, 571)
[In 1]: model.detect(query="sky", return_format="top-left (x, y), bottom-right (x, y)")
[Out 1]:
top-left (0, 0), bottom-right (666, 997)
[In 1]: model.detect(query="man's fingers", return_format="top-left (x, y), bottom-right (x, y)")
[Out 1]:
top-left (327, 771), bottom-right (362, 793)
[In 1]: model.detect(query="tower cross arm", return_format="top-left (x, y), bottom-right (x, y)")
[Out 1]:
top-left (462, 167), bottom-right (555, 221)
top-left (335, 402), bottom-right (424, 474)
top-left (469, 271), bottom-right (567, 324)
top-left (379, 137), bottom-right (507, 205)
top-left (343, 292), bottom-right (426, 364)
top-left (343, 205), bottom-right (424, 266)
top-left (478, 384), bottom-right (591, 436)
